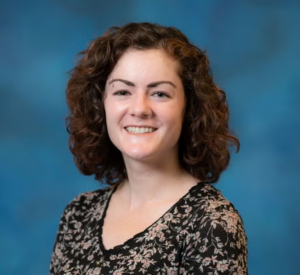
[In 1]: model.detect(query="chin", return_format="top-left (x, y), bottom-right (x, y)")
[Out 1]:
top-left (123, 152), bottom-right (153, 161)
top-left (122, 148), bottom-right (158, 162)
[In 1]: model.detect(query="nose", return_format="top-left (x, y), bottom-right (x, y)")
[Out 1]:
top-left (129, 92), bottom-right (153, 118)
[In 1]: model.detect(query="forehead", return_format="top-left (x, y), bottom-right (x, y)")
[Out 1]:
top-left (108, 49), bottom-right (181, 83)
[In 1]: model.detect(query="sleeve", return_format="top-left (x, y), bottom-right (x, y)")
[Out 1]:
top-left (179, 206), bottom-right (248, 275)
top-left (49, 199), bottom-right (75, 275)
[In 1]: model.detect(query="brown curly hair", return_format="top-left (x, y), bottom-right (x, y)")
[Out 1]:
top-left (66, 22), bottom-right (240, 185)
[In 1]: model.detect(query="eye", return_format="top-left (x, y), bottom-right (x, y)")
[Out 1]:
top-left (113, 90), bottom-right (130, 96)
top-left (153, 92), bottom-right (170, 98)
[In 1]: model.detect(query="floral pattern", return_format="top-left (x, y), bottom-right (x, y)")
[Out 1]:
top-left (50, 183), bottom-right (248, 274)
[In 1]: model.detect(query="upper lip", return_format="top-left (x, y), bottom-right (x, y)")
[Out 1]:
top-left (124, 125), bottom-right (157, 129)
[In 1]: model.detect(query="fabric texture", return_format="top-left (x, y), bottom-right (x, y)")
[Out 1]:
top-left (50, 182), bottom-right (248, 274)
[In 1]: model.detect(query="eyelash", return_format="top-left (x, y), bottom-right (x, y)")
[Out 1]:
top-left (153, 92), bottom-right (170, 98)
top-left (113, 90), bottom-right (170, 98)
top-left (113, 90), bottom-right (130, 96)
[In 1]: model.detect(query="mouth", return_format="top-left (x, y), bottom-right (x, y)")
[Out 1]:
top-left (124, 126), bottom-right (157, 134)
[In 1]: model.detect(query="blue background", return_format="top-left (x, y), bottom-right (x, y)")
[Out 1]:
top-left (1, 0), bottom-right (300, 274)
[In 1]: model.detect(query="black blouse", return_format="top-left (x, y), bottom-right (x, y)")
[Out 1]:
top-left (50, 182), bottom-right (248, 274)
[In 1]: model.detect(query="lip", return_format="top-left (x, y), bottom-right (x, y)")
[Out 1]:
top-left (123, 126), bottom-right (158, 135)
top-left (124, 125), bottom-right (158, 129)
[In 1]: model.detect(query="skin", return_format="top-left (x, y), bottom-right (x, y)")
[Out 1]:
top-left (104, 48), bottom-right (198, 210)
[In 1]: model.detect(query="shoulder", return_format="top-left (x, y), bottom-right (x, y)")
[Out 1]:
top-left (193, 183), bottom-right (243, 221)
top-left (180, 184), bottom-right (248, 274)
top-left (183, 183), bottom-right (247, 251)
top-left (189, 183), bottom-right (246, 233)
top-left (59, 186), bottom-right (113, 223)
top-left (69, 185), bottom-right (113, 206)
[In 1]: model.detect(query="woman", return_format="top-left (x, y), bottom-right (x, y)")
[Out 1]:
top-left (50, 22), bottom-right (248, 274)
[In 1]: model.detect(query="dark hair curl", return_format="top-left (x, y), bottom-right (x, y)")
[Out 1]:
top-left (66, 22), bottom-right (240, 185)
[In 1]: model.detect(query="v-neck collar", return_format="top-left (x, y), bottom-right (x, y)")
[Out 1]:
top-left (98, 182), bottom-right (202, 255)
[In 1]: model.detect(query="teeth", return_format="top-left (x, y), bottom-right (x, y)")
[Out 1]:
top-left (125, 127), bottom-right (155, 134)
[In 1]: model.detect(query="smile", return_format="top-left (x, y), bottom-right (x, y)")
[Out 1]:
top-left (125, 127), bottom-right (156, 134)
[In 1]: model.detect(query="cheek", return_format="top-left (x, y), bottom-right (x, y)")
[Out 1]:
top-left (169, 100), bottom-right (186, 122)
top-left (103, 100), bottom-right (115, 138)
top-left (161, 107), bottom-right (185, 133)
top-left (104, 99), bottom-right (127, 127)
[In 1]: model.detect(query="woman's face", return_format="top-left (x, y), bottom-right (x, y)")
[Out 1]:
top-left (104, 49), bottom-right (185, 162)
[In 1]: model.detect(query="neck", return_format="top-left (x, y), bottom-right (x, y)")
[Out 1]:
top-left (117, 151), bottom-right (198, 210)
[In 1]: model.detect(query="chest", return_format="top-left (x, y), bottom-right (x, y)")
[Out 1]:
top-left (101, 200), bottom-right (176, 250)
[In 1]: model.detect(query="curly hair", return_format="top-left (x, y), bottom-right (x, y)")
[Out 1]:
top-left (66, 22), bottom-right (240, 185)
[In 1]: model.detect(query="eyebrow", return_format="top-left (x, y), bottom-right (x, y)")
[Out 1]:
top-left (108, 79), bottom-right (177, 88)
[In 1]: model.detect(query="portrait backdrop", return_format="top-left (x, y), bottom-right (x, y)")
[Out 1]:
top-left (0, 0), bottom-right (299, 274)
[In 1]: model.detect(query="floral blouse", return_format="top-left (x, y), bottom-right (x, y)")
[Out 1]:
top-left (50, 182), bottom-right (248, 274)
